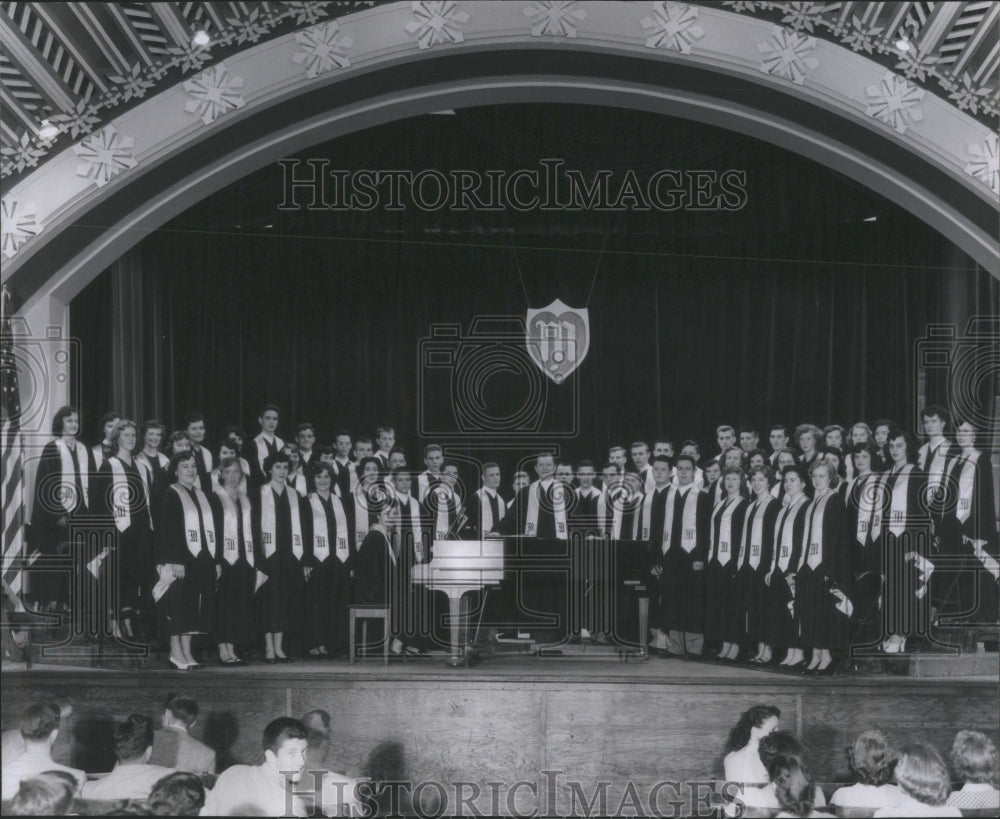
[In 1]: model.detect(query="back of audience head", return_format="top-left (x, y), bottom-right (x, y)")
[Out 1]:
top-left (301, 709), bottom-right (332, 762)
top-left (894, 742), bottom-right (951, 806)
top-left (163, 694), bottom-right (199, 729)
top-left (951, 730), bottom-right (999, 787)
top-left (847, 729), bottom-right (896, 786)
top-left (770, 754), bottom-right (815, 818)
top-left (758, 731), bottom-right (804, 771)
top-left (725, 704), bottom-right (781, 753)
top-left (147, 771), bottom-right (205, 816)
top-left (19, 702), bottom-right (61, 743)
top-left (10, 772), bottom-right (75, 815)
top-left (114, 714), bottom-right (155, 764)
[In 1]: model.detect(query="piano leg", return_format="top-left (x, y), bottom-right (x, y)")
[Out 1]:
top-left (637, 595), bottom-right (649, 660)
top-left (446, 592), bottom-right (465, 667)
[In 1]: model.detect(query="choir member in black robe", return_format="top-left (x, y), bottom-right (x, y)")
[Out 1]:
top-left (351, 457), bottom-right (385, 547)
top-left (391, 468), bottom-right (437, 651)
top-left (917, 405), bottom-right (964, 619)
top-left (798, 460), bottom-right (850, 673)
top-left (155, 450), bottom-right (217, 669)
top-left (795, 424), bottom-right (823, 474)
top-left (494, 454), bottom-right (569, 540)
top-left (284, 444), bottom-right (309, 497)
top-left (29, 406), bottom-right (90, 611)
top-left (871, 419), bottom-right (894, 472)
top-left (843, 443), bottom-right (883, 649)
top-left (662, 455), bottom-right (712, 657)
top-left (574, 462), bottom-right (601, 522)
top-left (703, 467), bottom-right (749, 660)
top-left (352, 501), bottom-right (400, 653)
top-left (295, 423), bottom-right (318, 491)
top-left (211, 456), bottom-right (257, 665)
top-left (331, 432), bottom-right (355, 499)
top-left (739, 466), bottom-right (779, 663)
top-left (878, 429), bottom-right (932, 654)
top-left (243, 405), bottom-right (285, 488)
top-left (639, 457), bottom-right (672, 654)
top-left (87, 411), bottom-right (121, 474)
top-left (947, 421), bottom-right (1000, 625)
top-left (184, 413), bottom-right (214, 495)
top-left (465, 463), bottom-right (506, 538)
top-left (135, 420), bottom-right (169, 513)
top-left (92, 420), bottom-right (154, 642)
top-left (421, 462), bottom-right (464, 541)
top-left (769, 450), bottom-right (798, 505)
top-left (150, 431), bottom-right (191, 523)
top-left (768, 465), bottom-right (810, 667)
top-left (844, 422), bottom-right (873, 482)
top-left (304, 462), bottom-right (354, 659)
top-left (251, 451), bottom-right (309, 662)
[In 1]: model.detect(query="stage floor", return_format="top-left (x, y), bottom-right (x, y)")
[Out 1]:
top-left (4, 650), bottom-right (997, 684)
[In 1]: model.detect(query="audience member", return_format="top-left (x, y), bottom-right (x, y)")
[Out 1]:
top-left (149, 694), bottom-right (216, 775)
top-left (147, 771), bottom-right (206, 815)
top-left (724, 704), bottom-right (781, 785)
top-left (298, 709), bottom-right (362, 817)
top-left (873, 742), bottom-right (960, 817)
top-left (8, 771), bottom-right (76, 815)
top-left (830, 729), bottom-right (902, 810)
top-left (739, 732), bottom-right (827, 812)
top-left (1, 703), bottom-right (85, 799)
top-left (770, 753), bottom-right (826, 818)
top-left (203, 717), bottom-right (310, 816)
top-left (1, 700), bottom-right (73, 767)
top-left (946, 730), bottom-right (1000, 811)
top-left (80, 715), bottom-right (175, 801)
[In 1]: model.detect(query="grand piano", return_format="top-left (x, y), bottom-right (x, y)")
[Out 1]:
top-left (411, 536), bottom-right (650, 666)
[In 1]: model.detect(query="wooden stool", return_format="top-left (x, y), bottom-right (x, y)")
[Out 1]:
top-left (349, 605), bottom-right (390, 665)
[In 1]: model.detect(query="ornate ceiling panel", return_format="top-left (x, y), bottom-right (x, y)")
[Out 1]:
top-left (0, 1), bottom-right (996, 183)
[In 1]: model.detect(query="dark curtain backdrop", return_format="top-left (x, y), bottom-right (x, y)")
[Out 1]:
top-left (70, 219), bottom-right (996, 480)
top-left (69, 103), bottom-right (997, 481)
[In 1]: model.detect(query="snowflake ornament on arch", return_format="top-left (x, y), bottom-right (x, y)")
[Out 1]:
top-left (1, 197), bottom-right (40, 259)
top-left (865, 71), bottom-right (924, 135)
top-left (641, 2), bottom-right (705, 54)
top-left (183, 64), bottom-right (246, 125)
top-left (293, 21), bottom-right (353, 77)
top-left (758, 26), bottom-right (819, 85)
top-left (523, 1), bottom-right (587, 38)
top-left (404, 1), bottom-right (470, 50)
top-left (74, 125), bottom-right (138, 188)
top-left (964, 133), bottom-right (998, 196)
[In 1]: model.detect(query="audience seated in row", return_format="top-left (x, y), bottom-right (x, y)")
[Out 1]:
top-left (148, 694), bottom-right (216, 776)
top-left (0, 703), bottom-right (85, 799)
top-left (79, 715), bottom-right (176, 801)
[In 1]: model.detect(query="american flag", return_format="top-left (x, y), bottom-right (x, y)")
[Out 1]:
top-left (1, 284), bottom-right (28, 598)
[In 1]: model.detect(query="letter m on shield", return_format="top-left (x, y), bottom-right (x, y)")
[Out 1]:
top-left (526, 299), bottom-right (590, 384)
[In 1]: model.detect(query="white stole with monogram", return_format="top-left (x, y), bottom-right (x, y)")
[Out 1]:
top-left (525, 480), bottom-right (567, 539)
top-left (215, 488), bottom-right (254, 566)
top-left (173, 483), bottom-right (216, 558)
top-left (55, 438), bottom-right (89, 512)
top-left (260, 485), bottom-right (303, 560)
top-left (309, 493), bottom-right (349, 563)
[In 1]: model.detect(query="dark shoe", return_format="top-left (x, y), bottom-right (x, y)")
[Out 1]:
top-left (265, 657), bottom-right (277, 665)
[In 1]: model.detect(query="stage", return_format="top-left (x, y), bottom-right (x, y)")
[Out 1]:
top-left (3, 651), bottom-right (997, 816)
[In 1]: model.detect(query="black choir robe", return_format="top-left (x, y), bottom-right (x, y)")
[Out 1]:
top-left (332, 459), bottom-right (354, 500)
top-left (797, 490), bottom-right (850, 652)
top-left (735, 495), bottom-right (779, 645)
top-left (660, 485), bottom-right (712, 636)
top-left (304, 492), bottom-right (353, 654)
top-left (30, 438), bottom-right (90, 606)
top-left (353, 526), bottom-right (397, 648)
top-left (703, 496), bottom-right (749, 644)
top-left (765, 495), bottom-right (809, 648)
top-left (878, 464), bottom-right (931, 640)
top-left (93, 457), bottom-right (154, 618)
top-left (189, 445), bottom-right (214, 495)
top-left (844, 473), bottom-right (883, 647)
top-left (465, 488), bottom-right (506, 538)
top-left (943, 449), bottom-right (999, 623)
top-left (251, 484), bottom-right (308, 634)
top-left (209, 490), bottom-right (257, 646)
top-left (393, 493), bottom-right (437, 648)
top-left (154, 484), bottom-right (216, 637)
top-left (243, 434), bottom-right (285, 488)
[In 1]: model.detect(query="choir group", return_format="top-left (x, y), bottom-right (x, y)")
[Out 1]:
top-left (24, 403), bottom-right (999, 671)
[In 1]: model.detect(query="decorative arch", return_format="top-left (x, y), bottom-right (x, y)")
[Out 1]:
top-left (1, 2), bottom-right (996, 413)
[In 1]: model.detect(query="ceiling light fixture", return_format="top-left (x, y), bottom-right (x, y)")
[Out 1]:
top-left (895, 35), bottom-right (911, 51)
top-left (192, 30), bottom-right (211, 47)
top-left (38, 119), bottom-right (59, 140)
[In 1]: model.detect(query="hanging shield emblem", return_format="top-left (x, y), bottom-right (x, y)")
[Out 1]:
top-left (525, 299), bottom-right (590, 384)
